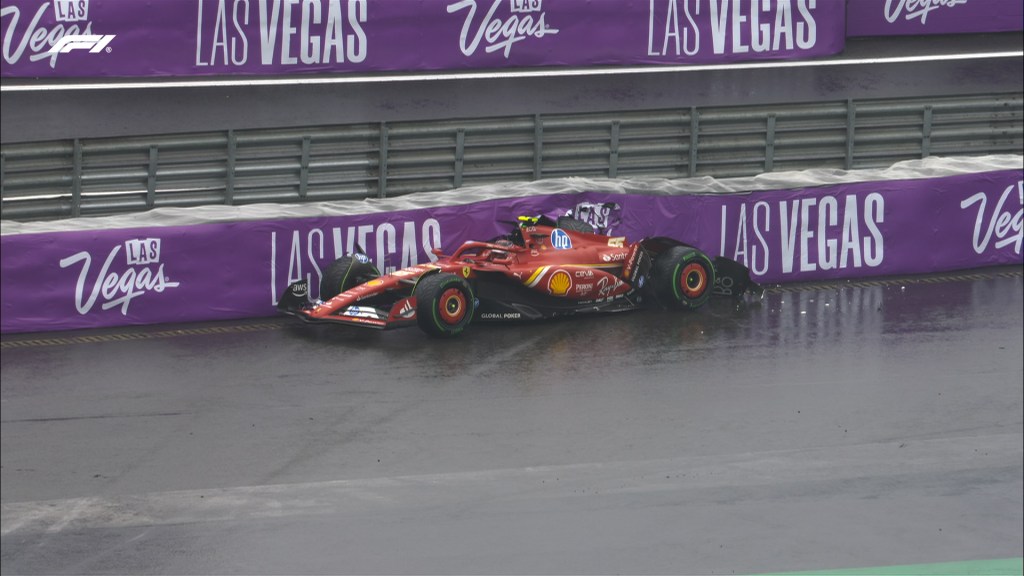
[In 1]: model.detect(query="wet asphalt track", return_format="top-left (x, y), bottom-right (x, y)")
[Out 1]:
top-left (1, 268), bottom-right (1022, 575)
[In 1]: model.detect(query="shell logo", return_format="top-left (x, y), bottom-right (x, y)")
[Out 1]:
top-left (548, 270), bottom-right (572, 296)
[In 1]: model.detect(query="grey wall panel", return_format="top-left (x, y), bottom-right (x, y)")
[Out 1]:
top-left (3, 93), bottom-right (1021, 221)
top-left (2, 34), bottom-right (1021, 221)
top-left (2, 34), bottom-right (1022, 144)
top-left (0, 58), bottom-right (1019, 144)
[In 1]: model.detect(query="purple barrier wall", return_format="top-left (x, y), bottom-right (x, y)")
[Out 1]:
top-left (1, 0), bottom-right (845, 77)
top-left (847, 0), bottom-right (1024, 36)
top-left (2, 170), bottom-right (1021, 333)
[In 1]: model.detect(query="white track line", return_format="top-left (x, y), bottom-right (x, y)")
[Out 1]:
top-left (2, 433), bottom-right (1019, 536)
top-left (1, 51), bottom-right (1020, 92)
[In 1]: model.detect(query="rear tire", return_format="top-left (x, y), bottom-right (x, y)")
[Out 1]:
top-left (414, 273), bottom-right (475, 338)
top-left (319, 255), bottom-right (380, 300)
top-left (651, 246), bottom-right (715, 310)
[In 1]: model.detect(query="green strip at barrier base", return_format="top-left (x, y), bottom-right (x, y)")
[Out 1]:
top-left (759, 557), bottom-right (1023, 576)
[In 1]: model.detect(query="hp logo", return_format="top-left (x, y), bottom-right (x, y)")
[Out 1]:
top-left (550, 229), bottom-right (573, 250)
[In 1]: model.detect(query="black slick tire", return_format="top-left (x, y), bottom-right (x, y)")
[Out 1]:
top-left (319, 255), bottom-right (380, 300)
top-left (414, 273), bottom-right (475, 338)
top-left (651, 246), bottom-right (715, 310)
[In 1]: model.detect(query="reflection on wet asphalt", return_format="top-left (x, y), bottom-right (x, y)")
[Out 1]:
top-left (2, 268), bottom-right (1021, 575)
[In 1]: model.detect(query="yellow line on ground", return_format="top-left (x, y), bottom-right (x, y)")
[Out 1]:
top-left (0, 321), bottom-right (287, 350)
top-left (763, 268), bottom-right (1022, 294)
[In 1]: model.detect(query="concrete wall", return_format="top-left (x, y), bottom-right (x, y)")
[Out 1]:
top-left (3, 34), bottom-right (1022, 144)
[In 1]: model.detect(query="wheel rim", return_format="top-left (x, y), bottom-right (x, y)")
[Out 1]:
top-left (680, 262), bottom-right (707, 299)
top-left (438, 288), bottom-right (467, 325)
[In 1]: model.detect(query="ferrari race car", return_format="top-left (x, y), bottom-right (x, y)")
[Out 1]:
top-left (278, 215), bottom-right (762, 337)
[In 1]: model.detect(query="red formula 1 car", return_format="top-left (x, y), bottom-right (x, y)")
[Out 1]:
top-left (278, 215), bottom-right (762, 337)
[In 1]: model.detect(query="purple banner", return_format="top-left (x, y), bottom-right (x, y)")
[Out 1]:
top-left (2, 169), bottom-right (1021, 333)
top-left (1, 0), bottom-right (845, 78)
top-left (847, 0), bottom-right (1024, 36)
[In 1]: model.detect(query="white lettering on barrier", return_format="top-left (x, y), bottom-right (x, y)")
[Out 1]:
top-left (648, 0), bottom-right (701, 56)
top-left (780, 193), bottom-right (884, 273)
top-left (46, 33), bottom-right (114, 54)
top-left (720, 192), bottom-right (885, 277)
top-left (270, 219), bottom-right (443, 304)
top-left (1, 2), bottom-right (108, 68)
top-left (884, 0), bottom-right (969, 26)
top-left (447, 0), bottom-right (559, 59)
top-left (722, 200), bottom-right (772, 276)
top-left (52, 0), bottom-right (89, 22)
top-left (194, 0), bottom-right (367, 67)
top-left (960, 180), bottom-right (1024, 256)
top-left (648, 0), bottom-right (817, 58)
top-left (58, 240), bottom-right (181, 316)
top-left (196, 0), bottom-right (250, 66)
top-left (567, 201), bottom-right (621, 233)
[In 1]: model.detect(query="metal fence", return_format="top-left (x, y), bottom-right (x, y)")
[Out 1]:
top-left (2, 92), bottom-right (1021, 221)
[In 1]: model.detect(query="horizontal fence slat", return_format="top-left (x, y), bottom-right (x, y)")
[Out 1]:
top-left (3, 92), bottom-right (1021, 221)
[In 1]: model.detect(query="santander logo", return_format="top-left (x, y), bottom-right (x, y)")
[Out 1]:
top-left (446, 0), bottom-right (559, 59)
top-left (59, 238), bottom-right (181, 316)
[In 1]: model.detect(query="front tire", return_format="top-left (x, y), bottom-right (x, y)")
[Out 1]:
top-left (414, 273), bottom-right (475, 338)
top-left (651, 246), bottom-right (715, 310)
top-left (319, 255), bottom-right (380, 300)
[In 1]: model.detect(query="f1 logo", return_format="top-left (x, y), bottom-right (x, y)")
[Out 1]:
top-left (47, 35), bottom-right (116, 55)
